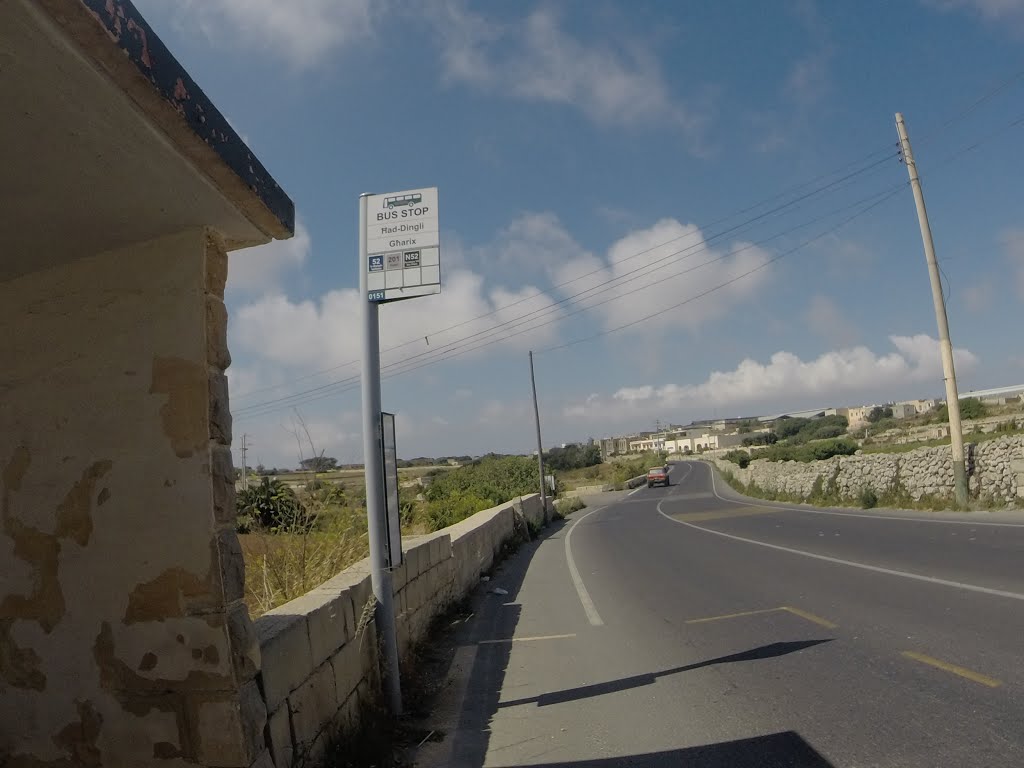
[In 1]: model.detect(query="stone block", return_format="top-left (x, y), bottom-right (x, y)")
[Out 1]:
top-left (250, 750), bottom-right (276, 768)
top-left (330, 638), bottom-right (365, 703)
top-left (206, 295), bottom-right (231, 370)
top-left (209, 371), bottom-right (232, 444)
top-left (289, 662), bottom-right (339, 759)
top-left (206, 233), bottom-right (229, 297)
top-left (391, 561), bottom-right (409, 592)
top-left (226, 602), bottom-right (261, 682)
top-left (255, 612), bottom-right (313, 712)
top-left (191, 683), bottom-right (265, 767)
top-left (217, 528), bottom-right (245, 605)
top-left (211, 444), bottom-right (237, 525)
top-left (266, 704), bottom-right (293, 768)
top-left (307, 592), bottom-right (353, 668)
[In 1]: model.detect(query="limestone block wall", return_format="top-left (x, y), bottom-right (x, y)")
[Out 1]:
top-left (255, 494), bottom-right (545, 765)
top-left (709, 435), bottom-right (1024, 505)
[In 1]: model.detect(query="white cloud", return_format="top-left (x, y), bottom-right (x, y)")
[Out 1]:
top-left (490, 212), bottom-right (590, 274)
top-left (552, 218), bottom-right (773, 333)
top-left (564, 334), bottom-right (979, 424)
top-left (432, 5), bottom-right (707, 142)
top-left (232, 268), bottom-right (563, 377)
top-left (157, 0), bottom-right (378, 69)
top-left (228, 218), bottom-right (311, 296)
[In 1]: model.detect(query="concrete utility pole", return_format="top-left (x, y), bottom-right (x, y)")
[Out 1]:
top-left (528, 351), bottom-right (549, 521)
top-left (895, 112), bottom-right (969, 507)
top-left (240, 434), bottom-right (250, 490)
top-left (359, 193), bottom-right (403, 715)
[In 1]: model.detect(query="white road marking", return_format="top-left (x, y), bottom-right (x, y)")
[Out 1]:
top-left (479, 633), bottom-right (577, 644)
top-left (656, 496), bottom-right (1024, 603)
top-left (564, 506), bottom-right (606, 626)
top-left (692, 460), bottom-right (1024, 528)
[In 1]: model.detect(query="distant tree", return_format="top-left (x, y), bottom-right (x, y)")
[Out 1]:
top-left (299, 456), bottom-right (338, 472)
top-left (545, 443), bottom-right (602, 471)
top-left (959, 397), bottom-right (986, 420)
top-left (774, 417), bottom-right (810, 440)
top-left (932, 398), bottom-right (986, 423)
top-left (867, 406), bottom-right (893, 423)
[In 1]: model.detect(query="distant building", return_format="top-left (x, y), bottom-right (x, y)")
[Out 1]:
top-left (890, 403), bottom-right (917, 419)
top-left (838, 406), bottom-right (874, 429)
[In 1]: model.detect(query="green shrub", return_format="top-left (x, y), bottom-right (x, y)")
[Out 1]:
top-left (236, 477), bottom-right (314, 533)
top-left (723, 449), bottom-right (751, 468)
top-left (760, 438), bottom-right (858, 463)
top-left (858, 487), bottom-right (878, 509)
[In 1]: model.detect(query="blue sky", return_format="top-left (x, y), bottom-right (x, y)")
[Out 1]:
top-left (133, 0), bottom-right (1024, 467)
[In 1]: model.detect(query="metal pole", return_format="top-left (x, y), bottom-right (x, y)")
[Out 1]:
top-left (359, 193), bottom-right (403, 714)
top-left (528, 351), bottom-right (549, 522)
top-left (241, 434), bottom-right (248, 490)
top-left (895, 112), bottom-right (969, 507)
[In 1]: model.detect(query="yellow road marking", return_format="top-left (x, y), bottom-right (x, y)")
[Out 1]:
top-left (780, 606), bottom-right (838, 629)
top-left (901, 651), bottom-right (1002, 688)
top-left (685, 608), bottom-right (781, 624)
top-left (479, 633), bottom-right (576, 645)
top-left (686, 606), bottom-right (838, 629)
top-left (669, 507), bottom-right (779, 523)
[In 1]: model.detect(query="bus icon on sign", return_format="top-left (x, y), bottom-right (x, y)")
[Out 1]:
top-left (385, 193), bottom-right (422, 209)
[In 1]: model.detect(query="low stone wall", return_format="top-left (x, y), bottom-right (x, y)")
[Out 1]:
top-left (253, 494), bottom-right (546, 765)
top-left (709, 436), bottom-right (1024, 505)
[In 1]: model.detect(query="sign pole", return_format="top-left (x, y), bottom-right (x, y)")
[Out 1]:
top-left (359, 192), bottom-right (403, 715)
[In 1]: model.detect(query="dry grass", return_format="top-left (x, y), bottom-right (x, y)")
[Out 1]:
top-left (240, 509), bottom-right (370, 617)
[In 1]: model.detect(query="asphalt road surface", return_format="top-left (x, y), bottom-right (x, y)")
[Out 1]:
top-left (417, 460), bottom-right (1024, 767)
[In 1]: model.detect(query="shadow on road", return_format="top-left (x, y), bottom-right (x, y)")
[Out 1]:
top-left (497, 639), bottom-right (833, 709)
top-left (501, 731), bottom-right (836, 767)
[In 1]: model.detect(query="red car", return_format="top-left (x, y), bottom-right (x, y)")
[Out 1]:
top-left (646, 466), bottom-right (670, 488)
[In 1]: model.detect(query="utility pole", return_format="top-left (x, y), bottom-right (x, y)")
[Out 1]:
top-left (358, 193), bottom-right (403, 716)
top-left (528, 351), bottom-right (549, 522)
top-left (240, 434), bottom-right (250, 490)
top-left (895, 112), bottom-right (969, 507)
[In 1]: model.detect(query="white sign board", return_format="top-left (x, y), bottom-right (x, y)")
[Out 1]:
top-left (365, 187), bottom-right (440, 303)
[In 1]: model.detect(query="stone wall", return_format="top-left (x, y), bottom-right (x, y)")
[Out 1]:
top-left (254, 494), bottom-right (546, 765)
top-left (709, 436), bottom-right (1024, 505)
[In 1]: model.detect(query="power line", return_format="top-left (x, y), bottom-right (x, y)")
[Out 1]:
top-left (232, 150), bottom-right (895, 404)
top-left (235, 183), bottom-right (905, 420)
top-left (234, 103), bottom-right (1024, 420)
top-left (538, 186), bottom-right (907, 354)
top-left (234, 66), bottom-right (1024, 406)
top-left (234, 153), bottom-right (895, 412)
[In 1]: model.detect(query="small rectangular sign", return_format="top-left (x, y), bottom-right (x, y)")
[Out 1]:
top-left (403, 250), bottom-right (421, 268)
top-left (368, 254), bottom-right (384, 272)
top-left (385, 252), bottom-right (402, 271)
top-left (365, 187), bottom-right (440, 255)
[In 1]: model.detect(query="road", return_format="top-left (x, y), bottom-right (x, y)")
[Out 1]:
top-left (416, 460), bottom-right (1024, 767)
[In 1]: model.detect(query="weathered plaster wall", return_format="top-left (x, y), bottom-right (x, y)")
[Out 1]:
top-left (0, 230), bottom-right (258, 765)
top-left (256, 494), bottom-right (546, 766)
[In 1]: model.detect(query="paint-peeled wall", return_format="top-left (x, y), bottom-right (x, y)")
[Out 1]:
top-left (0, 230), bottom-right (259, 765)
